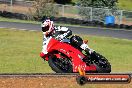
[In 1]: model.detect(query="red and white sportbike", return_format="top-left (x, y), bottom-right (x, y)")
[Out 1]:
top-left (40, 35), bottom-right (111, 73)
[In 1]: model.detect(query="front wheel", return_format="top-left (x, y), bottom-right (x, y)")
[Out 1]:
top-left (48, 52), bottom-right (73, 73)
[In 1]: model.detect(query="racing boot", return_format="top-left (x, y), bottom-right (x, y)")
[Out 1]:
top-left (80, 43), bottom-right (94, 55)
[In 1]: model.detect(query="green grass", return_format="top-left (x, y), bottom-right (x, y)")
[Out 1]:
top-left (0, 28), bottom-right (52, 73)
top-left (0, 17), bottom-right (40, 24)
top-left (0, 16), bottom-right (124, 30)
top-left (0, 28), bottom-right (132, 73)
top-left (0, 17), bottom-right (82, 27)
top-left (82, 35), bottom-right (132, 72)
top-left (117, 0), bottom-right (132, 11)
top-left (0, 17), bottom-right (101, 29)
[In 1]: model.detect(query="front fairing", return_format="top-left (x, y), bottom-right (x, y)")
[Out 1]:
top-left (46, 38), bottom-right (89, 72)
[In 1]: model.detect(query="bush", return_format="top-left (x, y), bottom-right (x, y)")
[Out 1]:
top-left (31, 0), bottom-right (58, 20)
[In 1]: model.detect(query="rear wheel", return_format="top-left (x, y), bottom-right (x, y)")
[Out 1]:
top-left (89, 52), bottom-right (111, 73)
top-left (48, 52), bottom-right (73, 73)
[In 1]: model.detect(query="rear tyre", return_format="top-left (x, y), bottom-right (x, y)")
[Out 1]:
top-left (48, 52), bottom-right (73, 73)
top-left (90, 52), bottom-right (111, 73)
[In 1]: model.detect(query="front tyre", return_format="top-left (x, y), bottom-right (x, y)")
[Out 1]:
top-left (48, 52), bottom-right (73, 73)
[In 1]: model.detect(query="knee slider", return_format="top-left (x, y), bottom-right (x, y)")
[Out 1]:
top-left (40, 52), bottom-right (45, 58)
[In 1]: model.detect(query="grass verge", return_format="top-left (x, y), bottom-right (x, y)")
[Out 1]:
top-left (0, 17), bottom-right (102, 30)
top-left (117, 0), bottom-right (132, 11)
top-left (0, 28), bottom-right (132, 73)
top-left (0, 16), bottom-right (88, 28)
top-left (0, 16), bottom-right (124, 30)
top-left (0, 17), bottom-right (40, 24)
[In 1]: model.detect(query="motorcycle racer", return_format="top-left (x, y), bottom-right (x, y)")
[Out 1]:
top-left (40, 18), bottom-right (94, 58)
top-left (40, 18), bottom-right (72, 57)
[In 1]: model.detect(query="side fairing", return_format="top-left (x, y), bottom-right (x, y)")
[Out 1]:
top-left (47, 38), bottom-right (88, 72)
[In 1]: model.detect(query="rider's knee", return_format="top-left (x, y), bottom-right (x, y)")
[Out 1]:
top-left (40, 52), bottom-right (45, 58)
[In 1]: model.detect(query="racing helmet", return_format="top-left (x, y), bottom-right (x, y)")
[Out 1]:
top-left (41, 19), bottom-right (51, 32)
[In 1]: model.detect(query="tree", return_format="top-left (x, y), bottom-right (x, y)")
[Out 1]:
top-left (79, 0), bottom-right (118, 8)
top-left (78, 0), bottom-right (119, 21)
top-left (31, 0), bottom-right (58, 20)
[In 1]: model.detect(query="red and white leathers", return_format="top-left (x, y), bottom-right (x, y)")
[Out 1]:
top-left (40, 19), bottom-right (53, 55)
top-left (40, 19), bottom-right (94, 58)
top-left (40, 19), bottom-right (72, 57)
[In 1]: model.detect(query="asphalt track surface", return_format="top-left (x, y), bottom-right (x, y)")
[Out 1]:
top-left (0, 21), bottom-right (132, 40)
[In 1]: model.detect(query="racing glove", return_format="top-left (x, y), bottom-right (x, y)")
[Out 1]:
top-left (59, 34), bottom-right (65, 40)
top-left (56, 34), bottom-right (65, 40)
